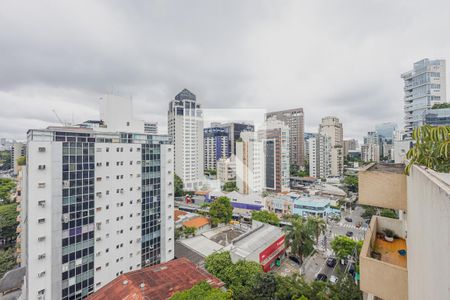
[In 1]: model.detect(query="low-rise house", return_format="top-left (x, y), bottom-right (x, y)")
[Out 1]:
top-left (182, 216), bottom-right (211, 234)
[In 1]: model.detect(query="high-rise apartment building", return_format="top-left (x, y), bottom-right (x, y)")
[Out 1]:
top-left (236, 132), bottom-right (264, 194)
top-left (375, 122), bottom-right (397, 141)
top-left (401, 58), bottom-right (446, 138)
top-left (203, 127), bottom-right (230, 170)
top-left (343, 139), bottom-right (358, 157)
top-left (210, 122), bottom-right (254, 155)
top-left (308, 134), bottom-right (332, 178)
top-left (258, 119), bottom-right (290, 193)
top-left (319, 116), bottom-right (343, 177)
top-left (266, 108), bottom-right (305, 169)
top-left (359, 163), bottom-right (450, 300)
top-left (11, 142), bottom-right (26, 175)
top-left (19, 96), bottom-right (174, 300)
top-left (168, 89), bottom-right (204, 190)
top-left (216, 157), bottom-right (236, 183)
top-left (361, 143), bottom-right (380, 163)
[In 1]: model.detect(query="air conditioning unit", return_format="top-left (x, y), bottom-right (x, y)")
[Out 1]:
top-left (38, 200), bottom-right (46, 207)
top-left (38, 165), bottom-right (46, 170)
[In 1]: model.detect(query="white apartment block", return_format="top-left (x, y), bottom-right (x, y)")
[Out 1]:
top-left (19, 96), bottom-right (174, 300)
top-left (217, 157), bottom-right (236, 183)
top-left (236, 132), bottom-right (264, 194)
top-left (361, 143), bottom-right (380, 163)
top-left (402, 58), bottom-right (446, 138)
top-left (308, 134), bottom-right (332, 179)
top-left (168, 89), bottom-right (204, 191)
top-left (319, 116), bottom-right (344, 177)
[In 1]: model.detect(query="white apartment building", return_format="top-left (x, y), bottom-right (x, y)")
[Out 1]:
top-left (236, 132), bottom-right (264, 194)
top-left (144, 122), bottom-right (158, 134)
top-left (319, 116), bottom-right (343, 177)
top-left (308, 134), bottom-right (332, 179)
top-left (361, 143), bottom-right (380, 163)
top-left (19, 96), bottom-right (174, 300)
top-left (217, 156), bottom-right (236, 183)
top-left (401, 58), bottom-right (446, 138)
top-left (259, 118), bottom-right (290, 193)
top-left (168, 89), bottom-right (204, 191)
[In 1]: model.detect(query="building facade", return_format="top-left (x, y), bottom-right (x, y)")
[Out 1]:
top-left (143, 122), bottom-right (158, 134)
top-left (20, 96), bottom-right (174, 300)
top-left (216, 157), bottom-right (236, 183)
top-left (266, 108), bottom-right (305, 170)
top-left (12, 142), bottom-right (26, 175)
top-left (258, 119), bottom-right (290, 193)
top-left (424, 108), bottom-right (450, 126)
top-left (210, 122), bottom-right (254, 156)
top-left (319, 116), bottom-right (343, 177)
top-left (308, 134), bottom-right (332, 179)
top-left (236, 132), bottom-right (264, 194)
top-left (375, 122), bottom-right (397, 141)
top-left (343, 139), bottom-right (358, 157)
top-left (361, 143), bottom-right (380, 163)
top-left (203, 127), bottom-right (230, 171)
top-left (401, 58), bottom-right (446, 138)
top-left (168, 89), bottom-right (204, 190)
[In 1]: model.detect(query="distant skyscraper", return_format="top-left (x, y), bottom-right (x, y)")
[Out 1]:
top-left (258, 119), bottom-right (290, 193)
top-left (375, 122), bottom-right (397, 141)
top-left (343, 139), bottom-right (358, 157)
top-left (401, 58), bottom-right (446, 138)
top-left (309, 134), bottom-right (332, 178)
top-left (266, 108), bottom-right (305, 169)
top-left (319, 116), bottom-right (343, 177)
top-left (362, 132), bottom-right (381, 162)
top-left (203, 127), bottom-right (230, 170)
top-left (168, 89), bottom-right (204, 190)
top-left (20, 96), bottom-right (174, 300)
top-left (236, 132), bottom-right (264, 194)
top-left (304, 133), bottom-right (317, 166)
top-left (210, 122), bottom-right (254, 155)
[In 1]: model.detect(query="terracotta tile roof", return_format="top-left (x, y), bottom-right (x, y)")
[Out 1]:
top-left (174, 209), bottom-right (188, 222)
top-left (86, 258), bottom-right (224, 300)
top-left (182, 217), bottom-right (209, 229)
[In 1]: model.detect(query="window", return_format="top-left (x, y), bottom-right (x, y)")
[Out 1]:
top-left (106, 147), bottom-right (109, 152)
top-left (38, 271), bottom-right (46, 278)
top-left (96, 148), bottom-right (102, 152)
top-left (38, 218), bottom-right (45, 224)
top-left (106, 162), bottom-right (110, 167)
top-left (38, 165), bottom-right (46, 170)
top-left (38, 147), bottom-right (46, 152)
top-left (38, 236), bottom-right (46, 242)
top-left (38, 253), bottom-right (46, 260)
top-left (130, 161), bottom-right (133, 165)
top-left (38, 289), bottom-right (45, 295)
top-left (38, 183), bottom-right (46, 188)
top-left (38, 200), bottom-right (46, 207)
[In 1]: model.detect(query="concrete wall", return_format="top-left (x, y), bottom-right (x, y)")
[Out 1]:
top-left (359, 165), bottom-right (407, 211)
top-left (407, 166), bottom-right (450, 300)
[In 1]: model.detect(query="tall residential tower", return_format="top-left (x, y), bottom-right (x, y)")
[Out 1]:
top-left (319, 116), bottom-right (343, 177)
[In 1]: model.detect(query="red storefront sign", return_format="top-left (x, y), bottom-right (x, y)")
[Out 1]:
top-left (259, 235), bottom-right (285, 262)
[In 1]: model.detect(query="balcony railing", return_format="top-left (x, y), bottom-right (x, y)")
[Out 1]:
top-left (359, 163), bottom-right (407, 211)
top-left (360, 216), bottom-right (408, 300)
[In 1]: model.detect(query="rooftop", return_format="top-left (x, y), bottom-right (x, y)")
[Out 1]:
top-left (374, 236), bottom-right (407, 268)
top-left (86, 258), bottom-right (223, 300)
top-left (182, 217), bottom-right (210, 229)
top-left (363, 162), bottom-right (405, 174)
top-left (174, 210), bottom-right (188, 222)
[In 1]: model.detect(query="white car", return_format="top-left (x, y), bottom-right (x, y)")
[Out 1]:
top-left (329, 275), bottom-right (338, 284)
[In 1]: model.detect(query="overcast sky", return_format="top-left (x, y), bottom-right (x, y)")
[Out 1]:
top-left (1, 0), bottom-right (449, 142)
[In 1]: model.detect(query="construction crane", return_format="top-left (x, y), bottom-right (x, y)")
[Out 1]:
top-left (52, 109), bottom-right (66, 126)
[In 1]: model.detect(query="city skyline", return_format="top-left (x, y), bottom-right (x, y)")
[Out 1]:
top-left (1, 1), bottom-right (450, 141)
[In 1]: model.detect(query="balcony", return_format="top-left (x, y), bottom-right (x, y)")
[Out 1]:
top-left (360, 216), bottom-right (408, 300)
top-left (359, 163), bottom-right (407, 211)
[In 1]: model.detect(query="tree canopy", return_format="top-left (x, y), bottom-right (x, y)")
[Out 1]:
top-left (222, 181), bottom-right (237, 192)
top-left (16, 156), bottom-right (26, 166)
top-left (0, 248), bottom-right (16, 278)
top-left (170, 281), bottom-right (230, 300)
top-left (251, 210), bottom-right (280, 226)
top-left (343, 175), bottom-right (358, 192)
top-left (331, 236), bottom-right (363, 260)
top-left (209, 196), bottom-right (233, 226)
top-left (284, 217), bottom-right (315, 263)
top-left (432, 102), bottom-right (450, 109)
top-left (174, 174), bottom-right (184, 197)
top-left (380, 208), bottom-right (397, 219)
top-left (0, 178), bottom-right (16, 203)
top-left (0, 151), bottom-right (12, 170)
top-left (0, 203), bottom-right (19, 241)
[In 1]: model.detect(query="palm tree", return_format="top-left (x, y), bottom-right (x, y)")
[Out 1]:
top-left (284, 217), bottom-right (314, 264)
top-left (306, 216), bottom-right (327, 245)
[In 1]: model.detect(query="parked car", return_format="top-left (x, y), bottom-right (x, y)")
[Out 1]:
top-left (345, 217), bottom-right (353, 222)
top-left (346, 231), bottom-right (354, 237)
top-left (329, 275), bottom-right (338, 284)
top-left (289, 256), bottom-right (300, 265)
top-left (315, 273), bottom-right (328, 281)
top-left (326, 257), bottom-right (337, 268)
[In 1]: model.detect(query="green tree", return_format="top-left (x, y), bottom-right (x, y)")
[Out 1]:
top-left (284, 217), bottom-right (315, 264)
top-left (331, 236), bottom-right (362, 260)
top-left (209, 196), bottom-right (233, 226)
top-left (343, 175), bottom-right (358, 192)
top-left (361, 206), bottom-right (377, 219)
top-left (0, 151), bottom-right (12, 170)
top-left (250, 272), bottom-right (277, 299)
top-left (0, 178), bottom-right (16, 203)
top-left (204, 251), bottom-right (233, 281)
top-left (432, 102), bottom-right (450, 109)
top-left (174, 174), bottom-right (184, 197)
top-left (170, 281), bottom-right (230, 300)
top-left (380, 208), bottom-right (397, 219)
top-left (251, 210), bottom-right (280, 226)
top-left (16, 156), bottom-right (26, 166)
top-left (183, 226), bottom-right (196, 237)
top-left (0, 248), bottom-right (16, 278)
top-left (223, 260), bottom-right (262, 299)
top-left (306, 216), bottom-right (327, 245)
top-left (0, 203), bottom-right (19, 243)
top-left (405, 125), bottom-right (450, 174)
top-left (329, 272), bottom-right (362, 300)
top-left (222, 181), bottom-right (237, 192)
